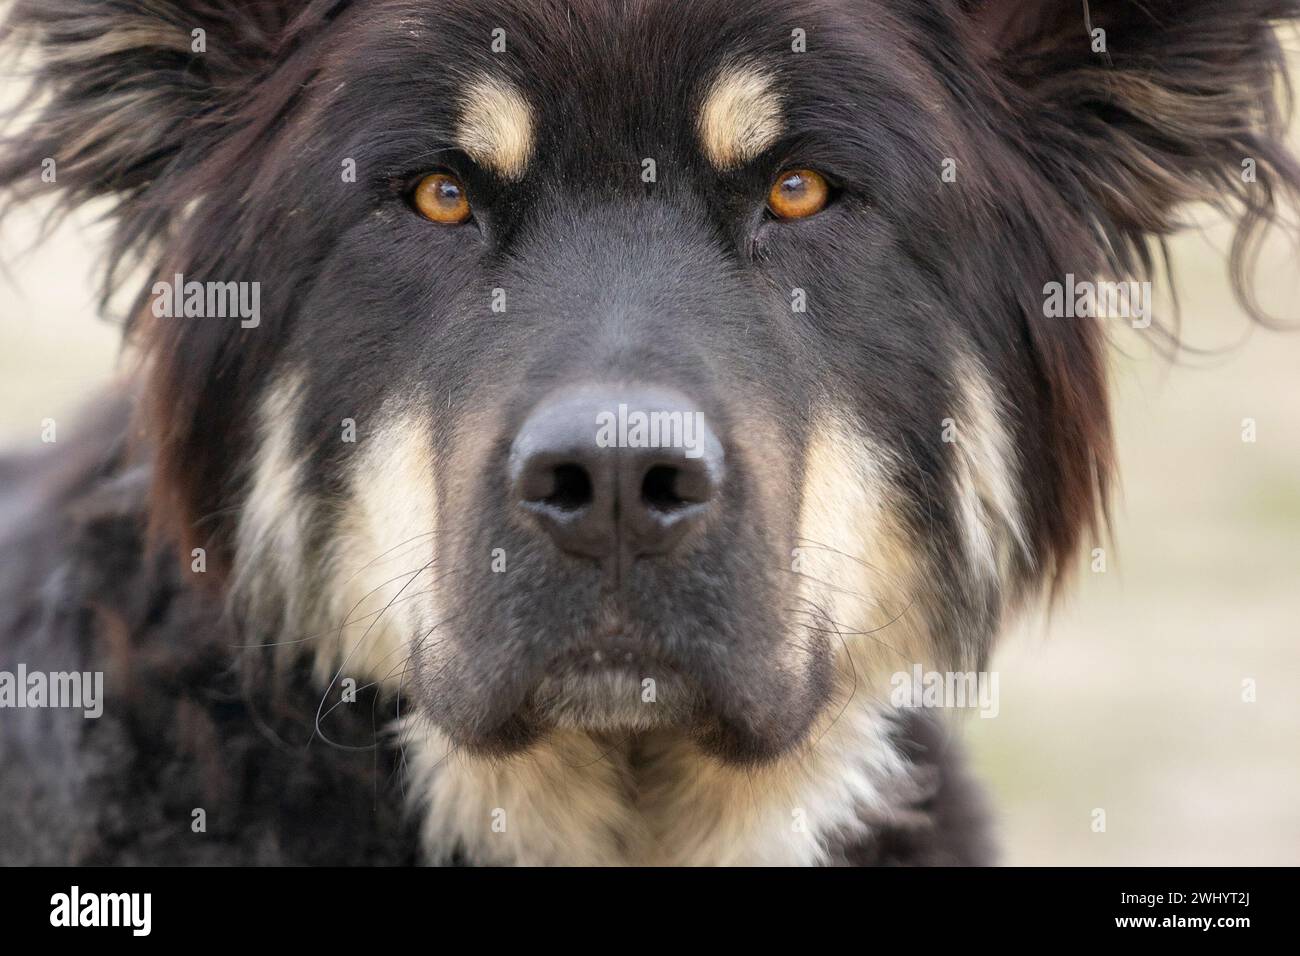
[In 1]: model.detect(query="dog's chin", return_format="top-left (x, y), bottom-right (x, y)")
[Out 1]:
top-left (526, 649), bottom-right (704, 733)
top-left (438, 648), bottom-right (825, 767)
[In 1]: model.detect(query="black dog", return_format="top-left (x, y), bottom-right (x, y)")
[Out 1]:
top-left (1, 0), bottom-right (1296, 865)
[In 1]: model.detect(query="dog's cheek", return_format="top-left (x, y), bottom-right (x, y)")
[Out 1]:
top-left (325, 399), bottom-right (442, 689)
top-left (793, 411), bottom-right (936, 691)
top-left (232, 377), bottom-right (444, 691)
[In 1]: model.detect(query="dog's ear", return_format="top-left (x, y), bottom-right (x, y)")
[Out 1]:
top-left (0, 0), bottom-right (337, 292)
top-left (963, 0), bottom-right (1300, 314)
top-left (1, 0), bottom-right (344, 574)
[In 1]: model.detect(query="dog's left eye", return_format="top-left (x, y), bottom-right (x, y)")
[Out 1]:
top-left (412, 171), bottom-right (472, 224)
top-left (767, 168), bottom-right (831, 220)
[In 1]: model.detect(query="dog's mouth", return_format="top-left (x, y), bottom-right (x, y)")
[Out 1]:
top-left (525, 643), bottom-right (705, 732)
top-left (421, 536), bottom-right (834, 761)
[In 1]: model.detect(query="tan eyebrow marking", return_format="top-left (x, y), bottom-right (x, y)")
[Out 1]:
top-left (455, 75), bottom-right (535, 180)
top-left (697, 63), bottom-right (784, 170)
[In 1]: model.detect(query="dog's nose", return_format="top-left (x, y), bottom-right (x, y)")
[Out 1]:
top-left (508, 385), bottom-right (724, 561)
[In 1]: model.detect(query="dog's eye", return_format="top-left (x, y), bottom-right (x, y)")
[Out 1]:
top-left (413, 171), bottom-right (471, 224)
top-left (767, 168), bottom-right (830, 220)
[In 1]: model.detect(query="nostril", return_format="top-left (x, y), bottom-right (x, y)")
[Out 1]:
top-left (532, 462), bottom-right (592, 512)
top-left (641, 465), bottom-right (681, 511)
top-left (641, 463), bottom-right (712, 512)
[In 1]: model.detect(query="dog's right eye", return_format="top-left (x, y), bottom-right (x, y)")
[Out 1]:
top-left (412, 171), bottom-right (472, 224)
top-left (767, 168), bottom-right (831, 220)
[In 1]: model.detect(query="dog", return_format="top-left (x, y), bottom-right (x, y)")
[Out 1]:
top-left (1, 0), bottom-right (1297, 865)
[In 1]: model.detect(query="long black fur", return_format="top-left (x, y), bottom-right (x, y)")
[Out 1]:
top-left (2, 0), bottom-right (1298, 864)
top-left (0, 397), bottom-right (419, 864)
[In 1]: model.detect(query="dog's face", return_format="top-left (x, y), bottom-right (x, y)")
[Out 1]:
top-left (7, 0), bottom-right (1293, 767)
top-left (247, 0), bottom-right (1060, 761)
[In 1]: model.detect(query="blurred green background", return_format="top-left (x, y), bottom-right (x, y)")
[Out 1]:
top-left (2, 83), bottom-right (1297, 869)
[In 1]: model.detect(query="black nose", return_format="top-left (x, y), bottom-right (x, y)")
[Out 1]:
top-left (508, 385), bottom-right (724, 561)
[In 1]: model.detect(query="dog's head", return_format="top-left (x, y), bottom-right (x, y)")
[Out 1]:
top-left (5, 0), bottom-right (1297, 762)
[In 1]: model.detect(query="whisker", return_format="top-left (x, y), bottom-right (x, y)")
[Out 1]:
top-left (338, 530), bottom-right (440, 585)
top-left (229, 583), bottom-right (440, 649)
top-left (312, 556), bottom-right (437, 750)
top-left (311, 606), bottom-right (465, 752)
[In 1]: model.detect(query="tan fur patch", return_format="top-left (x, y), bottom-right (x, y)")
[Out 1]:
top-left (321, 405), bottom-right (440, 688)
top-left (233, 379), bottom-right (441, 691)
top-left (232, 373), bottom-right (315, 668)
top-left (950, 356), bottom-right (1030, 588)
top-left (456, 76), bottom-right (535, 180)
top-left (697, 63), bottom-right (784, 170)
top-left (406, 710), bottom-right (907, 866)
top-left (795, 411), bottom-right (936, 678)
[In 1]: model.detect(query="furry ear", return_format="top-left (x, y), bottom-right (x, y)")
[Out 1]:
top-left (0, 0), bottom-right (339, 297)
top-left (1, 1), bottom-right (345, 572)
top-left (963, 0), bottom-right (1300, 319)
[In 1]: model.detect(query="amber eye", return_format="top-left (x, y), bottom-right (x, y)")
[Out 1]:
top-left (767, 168), bottom-right (830, 220)
top-left (413, 171), bottom-right (471, 224)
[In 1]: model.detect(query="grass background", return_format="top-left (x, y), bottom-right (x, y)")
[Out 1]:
top-left (1, 79), bottom-right (1298, 868)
